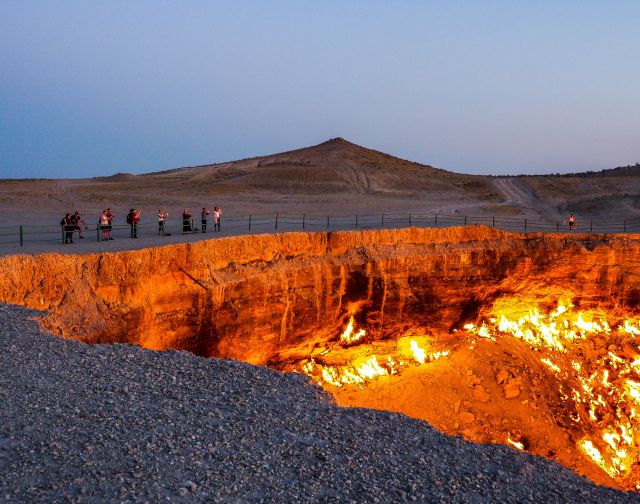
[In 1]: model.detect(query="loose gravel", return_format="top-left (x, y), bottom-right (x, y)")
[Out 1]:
top-left (0, 303), bottom-right (638, 503)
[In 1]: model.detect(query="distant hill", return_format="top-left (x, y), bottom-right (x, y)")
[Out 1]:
top-left (0, 137), bottom-right (638, 222)
top-left (143, 137), bottom-right (489, 197)
top-left (554, 163), bottom-right (640, 178)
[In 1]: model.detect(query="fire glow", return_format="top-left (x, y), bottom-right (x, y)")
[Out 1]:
top-left (300, 321), bottom-right (450, 389)
top-left (465, 301), bottom-right (640, 486)
top-left (295, 300), bottom-right (640, 489)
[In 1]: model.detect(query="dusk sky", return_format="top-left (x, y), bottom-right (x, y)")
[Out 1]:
top-left (1, 1), bottom-right (639, 178)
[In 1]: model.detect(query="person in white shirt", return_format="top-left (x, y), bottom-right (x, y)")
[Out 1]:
top-left (213, 206), bottom-right (222, 232)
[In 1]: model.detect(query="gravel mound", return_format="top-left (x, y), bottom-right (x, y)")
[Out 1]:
top-left (0, 304), bottom-right (637, 503)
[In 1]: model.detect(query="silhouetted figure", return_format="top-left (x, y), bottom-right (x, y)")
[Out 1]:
top-left (106, 208), bottom-right (114, 240)
top-left (182, 209), bottom-right (192, 233)
top-left (70, 211), bottom-right (86, 238)
top-left (158, 209), bottom-right (168, 235)
top-left (201, 207), bottom-right (209, 233)
top-left (99, 210), bottom-right (109, 241)
top-left (60, 213), bottom-right (74, 244)
top-left (567, 213), bottom-right (576, 232)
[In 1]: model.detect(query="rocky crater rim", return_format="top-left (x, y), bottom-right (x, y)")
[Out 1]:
top-left (0, 226), bottom-right (638, 361)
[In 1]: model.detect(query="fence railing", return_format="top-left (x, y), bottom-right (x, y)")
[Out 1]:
top-left (1, 212), bottom-right (639, 249)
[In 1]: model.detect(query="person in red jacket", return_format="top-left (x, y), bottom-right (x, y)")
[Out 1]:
top-left (182, 209), bottom-right (192, 233)
top-left (128, 208), bottom-right (142, 238)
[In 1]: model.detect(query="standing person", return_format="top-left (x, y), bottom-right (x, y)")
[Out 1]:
top-left (182, 209), bottom-right (192, 233)
top-left (106, 208), bottom-right (114, 240)
top-left (128, 209), bottom-right (141, 238)
top-left (60, 213), bottom-right (74, 244)
top-left (567, 213), bottom-right (576, 232)
top-left (158, 209), bottom-right (168, 235)
top-left (99, 210), bottom-right (109, 241)
top-left (213, 206), bottom-right (222, 232)
top-left (71, 211), bottom-right (87, 239)
top-left (201, 207), bottom-right (209, 233)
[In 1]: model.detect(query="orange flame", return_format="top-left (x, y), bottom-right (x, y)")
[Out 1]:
top-left (340, 316), bottom-right (366, 344)
top-left (466, 300), bottom-right (640, 483)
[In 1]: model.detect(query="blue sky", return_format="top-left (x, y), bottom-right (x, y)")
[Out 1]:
top-left (1, 1), bottom-right (639, 178)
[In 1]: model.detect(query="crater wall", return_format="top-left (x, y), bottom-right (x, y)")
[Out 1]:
top-left (0, 227), bottom-right (639, 365)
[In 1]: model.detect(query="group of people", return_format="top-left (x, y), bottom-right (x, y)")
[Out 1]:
top-left (62, 205), bottom-right (222, 244)
top-left (60, 211), bottom-right (88, 244)
top-left (182, 207), bottom-right (222, 233)
top-left (62, 208), bottom-right (577, 244)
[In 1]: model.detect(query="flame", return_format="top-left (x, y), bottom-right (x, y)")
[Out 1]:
top-left (579, 439), bottom-right (615, 477)
top-left (507, 437), bottom-right (524, 450)
top-left (540, 358), bottom-right (561, 373)
top-left (624, 320), bottom-right (640, 336)
top-left (303, 355), bottom-right (389, 388)
top-left (300, 325), bottom-right (450, 389)
top-left (410, 340), bottom-right (426, 364)
top-left (301, 302), bottom-right (640, 487)
top-left (465, 301), bottom-right (640, 484)
top-left (340, 316), bottom-right (366, 344)
top-left (405, 338), bottom-right (450, 365)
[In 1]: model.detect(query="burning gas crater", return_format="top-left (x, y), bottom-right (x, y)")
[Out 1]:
top-left (287, 302), bottom-right (640, 490)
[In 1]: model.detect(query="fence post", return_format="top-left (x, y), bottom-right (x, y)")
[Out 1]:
top-left (96, 223), bottom-right (100, 242)
top-left (434, 214), bottom-right (438, 226)
top-left (492, 216), bottom-right (495, 228)
top-left (302, 214), bottom-right (305, 230)
top-left (248, 214), bottom-right (252, 230)
top-left (327, 216), bottom-right (330, 228)
top-left (275, 212), bottom-right (279, 230)
top-left (19, 225), bottom-right (23, 247)
top-left (61, 225), bottom-right (65, 244)
top-left (524, 219), bottom-right (527, 233)
top-left (624, 220), bottom-right (627, 233)
top-left (355, 215), bottom-right (358, 228)
top-left (409, 214), bottom-right (412, 226)
top-left (556, 221), bottom-right (559, 232)
top-left (381, 214), bottom-right (384, 227)
top-left (590, 220), bottom-right (593, 233)
top-left (464, 216), bottom-right (467, 226)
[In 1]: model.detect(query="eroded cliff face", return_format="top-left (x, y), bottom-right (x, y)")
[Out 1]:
top-left (0, 227), bottom-right (638, 364)
top-left (2, 227), bottom-right (640, 490)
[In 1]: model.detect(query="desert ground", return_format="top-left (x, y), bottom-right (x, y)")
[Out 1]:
top-left (1, 137), bottom-right (638, 229)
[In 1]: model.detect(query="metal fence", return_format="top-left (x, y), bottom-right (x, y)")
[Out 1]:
top-left (1, 212), bottom-right (639, 249)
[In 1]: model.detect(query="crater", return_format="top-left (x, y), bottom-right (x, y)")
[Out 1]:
top-left (2, 226), bottom-right (640, 491)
